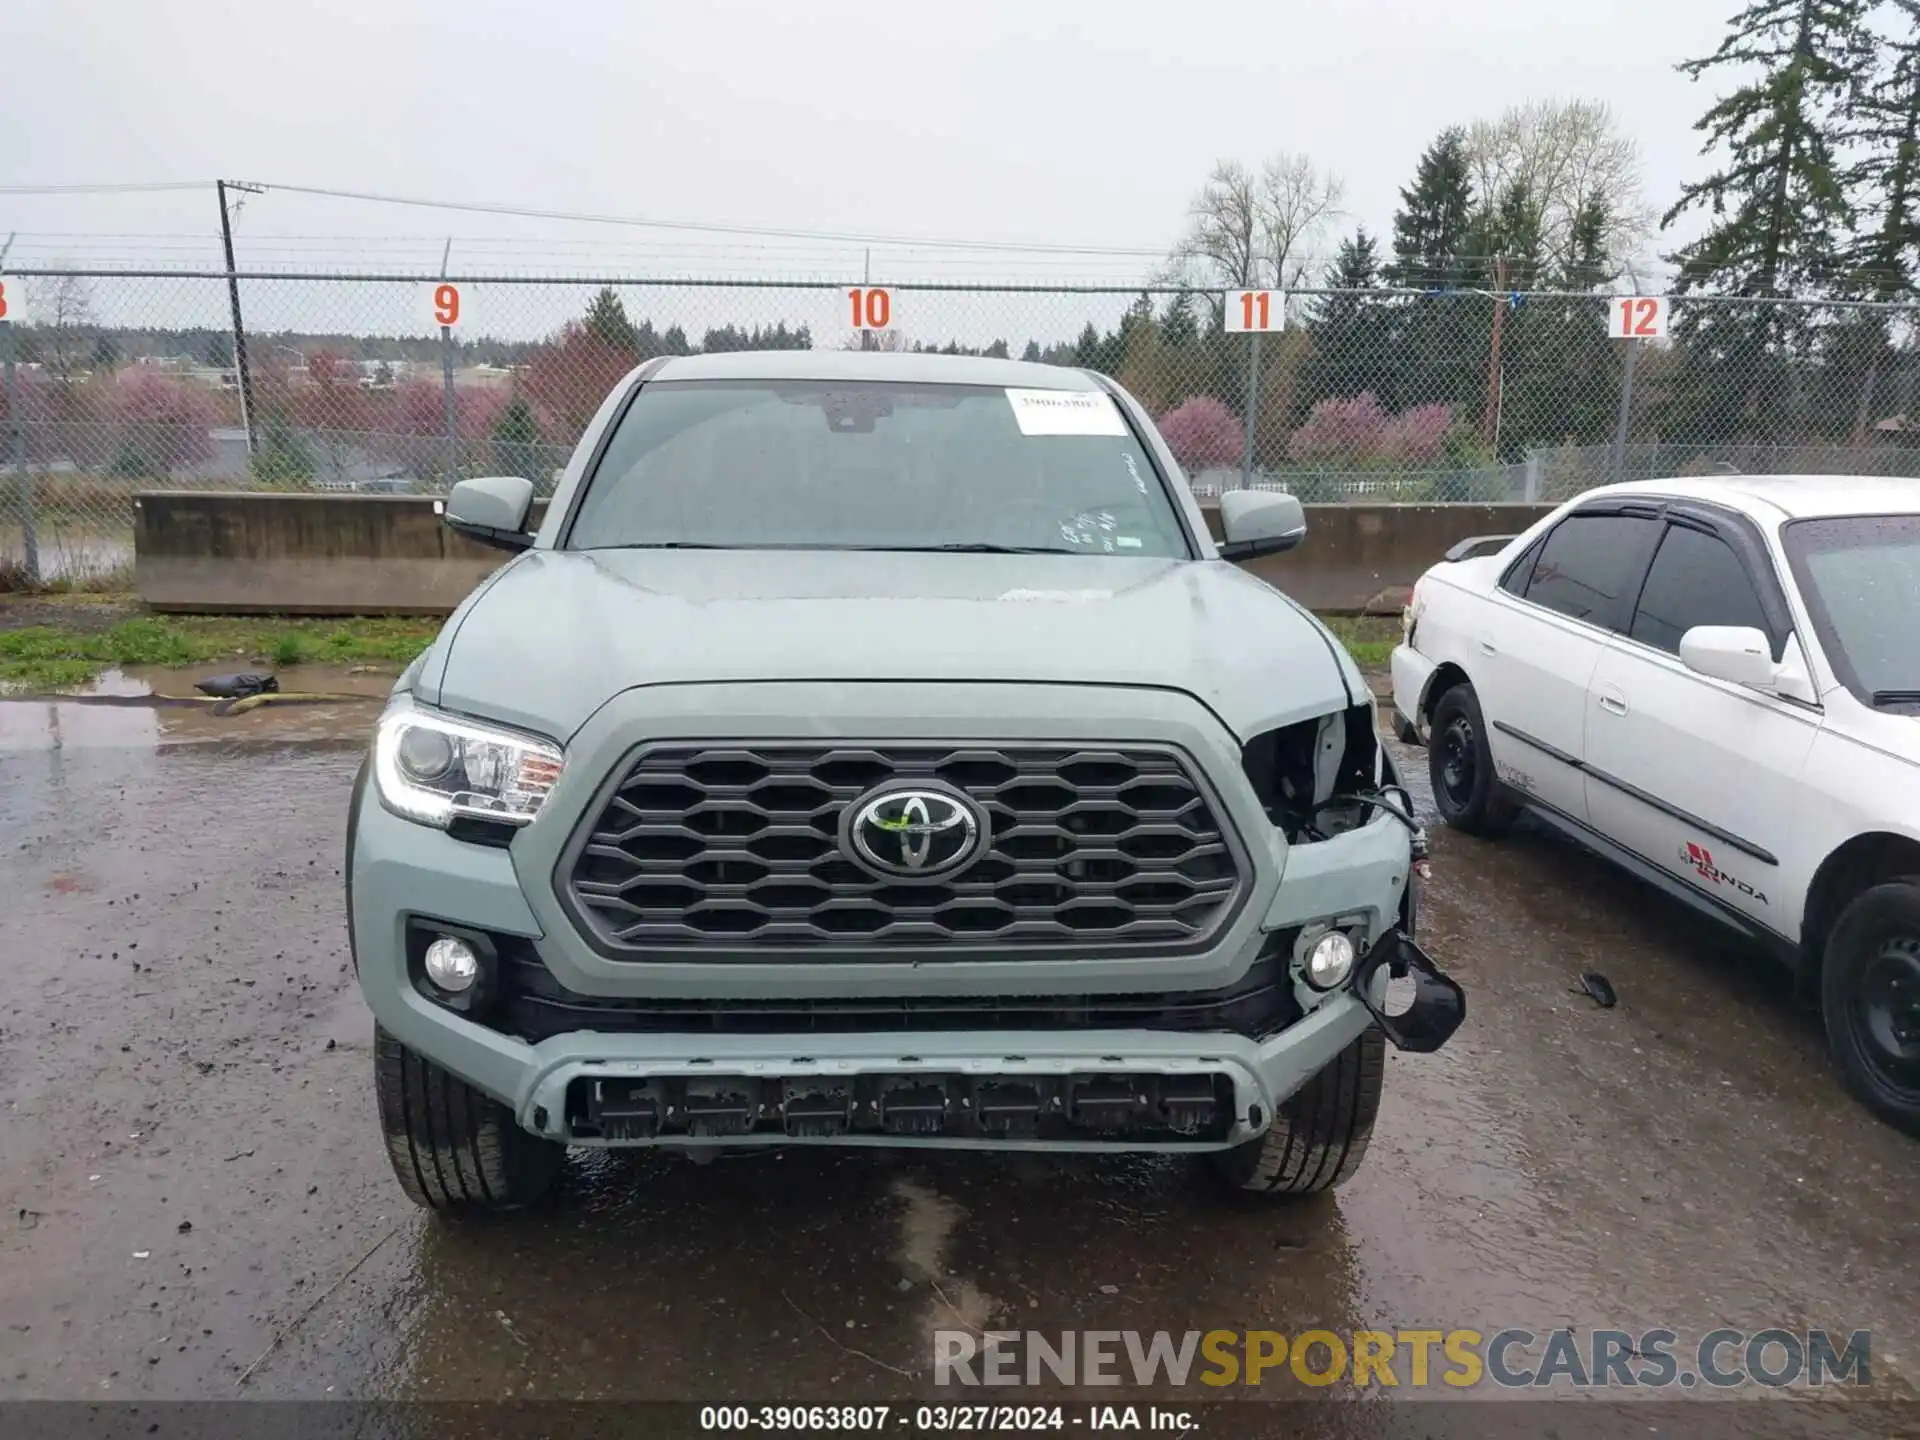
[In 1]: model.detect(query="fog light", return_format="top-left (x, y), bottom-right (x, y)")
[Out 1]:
top-left (423, 935), bottom-right (479, 993)
top-left (1306, 931), bottom-right (1357, 990)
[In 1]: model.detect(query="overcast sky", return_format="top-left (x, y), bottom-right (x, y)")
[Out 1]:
top-left (1, 0), bottom-right (1735, 278)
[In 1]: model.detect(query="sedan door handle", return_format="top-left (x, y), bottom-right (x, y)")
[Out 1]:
top-left (1476, 632), bottom-right (1498, 656)
top-left (1597, 686), bottom-right (1629, 716)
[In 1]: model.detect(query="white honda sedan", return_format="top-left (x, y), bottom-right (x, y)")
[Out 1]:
top-left (1391, 475), bottom-right (1920, 1136)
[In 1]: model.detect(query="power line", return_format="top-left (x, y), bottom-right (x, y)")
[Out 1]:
top-left (230, 178), bottom-right (1171, 258)
top-left (0, 182), bottom-right (210, 195)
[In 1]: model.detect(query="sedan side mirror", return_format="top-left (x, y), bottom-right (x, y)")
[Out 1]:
top-left (1678, 625), bottom-right (1778, 689)
top-left (439, 476), bottom-right (535, 552)
top-left (1217, 491), bottom-right (1307, 561)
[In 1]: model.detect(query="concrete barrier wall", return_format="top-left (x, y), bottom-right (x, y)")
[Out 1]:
top-left (1211, 501), bottom-right (1554, 612)
top-left (134, 491), bottom-right (1555, 616)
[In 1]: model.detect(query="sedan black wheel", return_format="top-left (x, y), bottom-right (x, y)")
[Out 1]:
top-left (1824, 881), bottom-right (1920, 1137)
top-left (1427, 684), bottom-right (1517, 836)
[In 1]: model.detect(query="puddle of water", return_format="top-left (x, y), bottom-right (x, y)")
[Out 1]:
top-left (0, 663), bottom-right (395, 751)
top-left (107, 663), bottom-right (400, 701)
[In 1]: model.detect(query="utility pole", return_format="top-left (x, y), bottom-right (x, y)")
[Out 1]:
top-left (217, 181), bottom-right (264, 457)
top-left (1481, 254), bottom-right (1510, 451)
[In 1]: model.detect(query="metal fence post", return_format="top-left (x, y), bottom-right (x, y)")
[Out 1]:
top-left (439, 240), bottom-right (458, 488)
top-left (1610, 336), bottom-right (1639, 485)
top-left (1239, 330), bottom-right (1262, 491)
top-left (0, 236), bottom-right (37, 587)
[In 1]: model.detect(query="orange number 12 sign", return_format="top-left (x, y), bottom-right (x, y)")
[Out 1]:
top-left (1608, 295), bottom-right (1667, 340)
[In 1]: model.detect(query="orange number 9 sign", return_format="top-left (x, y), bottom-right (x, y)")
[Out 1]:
top-left (432, 283), bottom-right (461, 328)
top-left (0, 279), bottom-right (9, 321)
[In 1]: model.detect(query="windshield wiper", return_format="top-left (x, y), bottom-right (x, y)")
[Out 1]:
top-left (1870, 689), bottom-right (1920, 706)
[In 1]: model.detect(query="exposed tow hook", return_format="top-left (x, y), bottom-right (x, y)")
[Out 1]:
top-left (1411, 824), bottom-right (1432, 882)
top-left (1355, 931), bottom-right (1465, 1053)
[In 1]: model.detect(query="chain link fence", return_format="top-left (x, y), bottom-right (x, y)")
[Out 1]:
top-left (4, 268), bottom-right (1919, 587)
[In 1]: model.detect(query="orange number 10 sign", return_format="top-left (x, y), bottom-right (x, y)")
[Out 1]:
top-left (432, 283), bottom-right (461, 328)
top-left (848, 286), bottom-right (892, 330)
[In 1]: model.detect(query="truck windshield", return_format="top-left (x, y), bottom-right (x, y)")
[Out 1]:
top-left (564, 379), bottom-right (1192, 558)
top-left (1782, 513), bottom-right (1920, 705)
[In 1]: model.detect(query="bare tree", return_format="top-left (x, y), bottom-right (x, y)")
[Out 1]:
top-left (1463, 99), bottom-right (1651, 275)
top-left (1173, 153), bottom-right (1344, 296)
top-left (1175, 160), bottom-right (1263, 289)
top-left (1258, 152), bottom-right (1346, 290)
top-left (26, 271), bottom-right (99, 386)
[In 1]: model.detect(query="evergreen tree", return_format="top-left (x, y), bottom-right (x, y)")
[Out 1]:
top-left (1383, 132), bottom-right (1487, 419)
top-left (491, 394), bottom-right (546, 484)
top-left (1070, 322), bottom-right (1107, 372)
top-left (1020, 340), bottom-right (1042, 363)
top-left (1666, 0), bottom-right (1867, 293)
top-left (1844, 0), bottom-right (1920, 294)
top-left (1387, 129), bottom-right (1477, 289)
top-left (1160, 291), bottom-right (1199, 349)
top-left (1298, 228), bottom-right (1394, 416)
top-left (1659, 0), bottom-right (1869, 444)
top-left (250, 409), bottom-right (315, 486)
top-left (583, 287), bottom-right (639, 352)
top-left (1498, 197), bottom-right (1620, 458)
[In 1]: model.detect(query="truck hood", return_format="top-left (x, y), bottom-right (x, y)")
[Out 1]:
top-left (426, 549), bottom-right (1363, 740)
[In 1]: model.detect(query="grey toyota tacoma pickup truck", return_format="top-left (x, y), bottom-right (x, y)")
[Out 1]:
top-left (345, 350), bottom-right (1463, 1213)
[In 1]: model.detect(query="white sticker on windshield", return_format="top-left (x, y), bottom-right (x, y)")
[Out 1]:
top-left (1006, 388), bottom-right (1128, 437)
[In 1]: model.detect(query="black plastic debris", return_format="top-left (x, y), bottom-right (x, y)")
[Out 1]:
top-left (194, 673), bottom-right (279, 699)
top-left (1576, 970), bottom-right (1618, 1008)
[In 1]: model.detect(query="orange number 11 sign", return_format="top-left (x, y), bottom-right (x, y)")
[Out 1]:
top-left (1225, 290), bottom-right (1283, 333)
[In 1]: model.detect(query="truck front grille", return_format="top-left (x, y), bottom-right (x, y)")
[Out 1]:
top-left (560, 742), bottom-right (1247, 954)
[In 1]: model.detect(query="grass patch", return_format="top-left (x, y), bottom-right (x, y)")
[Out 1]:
top-left (0, 604), bottom-right (1397, 693)
top-left (1318, 615), bottom-right (1400, 669)
top-left (0, 614), bottom-right (441, 691)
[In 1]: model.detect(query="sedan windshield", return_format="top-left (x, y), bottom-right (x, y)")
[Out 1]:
top-left (564, 379), bottom-right (1192, 559)
top-left (1782, 513), bottom-right (1920, 705)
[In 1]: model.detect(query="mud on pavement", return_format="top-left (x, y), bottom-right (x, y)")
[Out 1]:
top-left (3, 732), bottom-right (1919, 1435)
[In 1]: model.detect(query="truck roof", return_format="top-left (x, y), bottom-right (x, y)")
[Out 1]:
top-left (649, 349), bottom-right (1105, 389)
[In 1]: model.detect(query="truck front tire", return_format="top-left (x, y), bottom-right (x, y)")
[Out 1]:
top-left (374, 1026), bottom-right (564, 1212)
top-left (1211, 1029), bottom-right (1385, 1197)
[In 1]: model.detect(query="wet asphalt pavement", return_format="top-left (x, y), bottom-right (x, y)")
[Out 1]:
top-left (3, 705), bottom-right (1920, 1431)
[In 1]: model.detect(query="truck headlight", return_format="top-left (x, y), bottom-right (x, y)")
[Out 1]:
top-left (373, 707), bottom-right (564, 829)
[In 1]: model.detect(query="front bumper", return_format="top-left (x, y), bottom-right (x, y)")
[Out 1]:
top-left (1390, 641), bottom-right (1438, 744)
top-left (349, 680), bottom-right (1462, 1150)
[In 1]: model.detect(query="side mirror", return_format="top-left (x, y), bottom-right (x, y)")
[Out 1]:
top-left (439, 476), bottom-right (535, 553)
top-left (1217, 491), bottom-right (1307, 561)
top-left (1678, 625), bottom-right (1778, 689)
